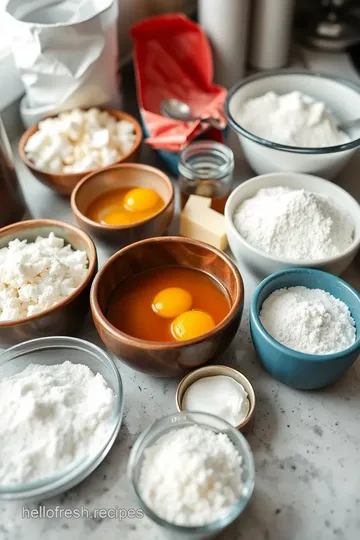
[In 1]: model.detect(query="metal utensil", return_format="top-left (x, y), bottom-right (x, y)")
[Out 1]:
top-left (160, 99), bottom-right (226, 130)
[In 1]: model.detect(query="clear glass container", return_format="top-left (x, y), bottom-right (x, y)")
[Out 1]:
top-left (0, 117), bottom-right (28, 227)
top-left (0, 336), bottom-right (123, 501)
top-left (128, 411), bottom-right (255, 539)
top-left (178, 141), bottom-right (235, 214)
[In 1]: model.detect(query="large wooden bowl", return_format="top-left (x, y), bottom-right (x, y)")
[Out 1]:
top-left (0, 219), bottom-right (97, 345)
top-left (90, 237), bottom-right (244, 377)
top-left (18, 109), bottom-right (142, 196)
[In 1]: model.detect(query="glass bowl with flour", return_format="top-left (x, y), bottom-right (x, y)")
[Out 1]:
top-left (225, 172), bottom-right (360, 277)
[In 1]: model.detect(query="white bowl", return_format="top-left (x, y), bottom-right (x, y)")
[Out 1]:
top-left (225, 70), bottom-right (360, 179)
top-left (225, 172), bottom-right (360, 277)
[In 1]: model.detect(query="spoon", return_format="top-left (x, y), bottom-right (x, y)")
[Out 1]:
top-left (160, 99), bottom-right (226, 130)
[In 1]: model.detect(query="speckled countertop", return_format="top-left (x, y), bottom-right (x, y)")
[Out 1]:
top-left (1, 74), bottom-right (360, 540)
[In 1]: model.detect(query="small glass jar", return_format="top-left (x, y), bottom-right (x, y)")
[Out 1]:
top-left (178, 141), bottom-right (234, 214)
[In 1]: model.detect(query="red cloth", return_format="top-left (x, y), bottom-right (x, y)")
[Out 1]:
top-left (131, 14), bottom-right (227, 151)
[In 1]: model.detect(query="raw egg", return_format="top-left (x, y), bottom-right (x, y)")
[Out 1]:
top-left (152, 287), bottom-right (193, 318)
top-left (124, 188), bottom-right (160, 212)
top-left (171, 310), bottom-right (215, 341)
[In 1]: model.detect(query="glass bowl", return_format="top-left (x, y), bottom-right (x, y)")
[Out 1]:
top-left (0, 336), bottom-right (123, 501)
top-left (128, 412), bottom-right (255, 539)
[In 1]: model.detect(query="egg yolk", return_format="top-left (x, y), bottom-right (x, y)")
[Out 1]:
top-left (152, 288), bottom-right (193, 318)
top-left (101, 210), bottom-right (134, 225)
top-left (124, 188), bottom-right (160, 212)
top-left (171, 310), bottom-right (215, 341)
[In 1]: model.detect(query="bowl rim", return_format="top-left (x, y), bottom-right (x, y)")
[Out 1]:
top-left (18, 107), bottom-right (142, 179)
top-left (0, 219), bottom-right (97, 327)
top-left (127, 411), bottom-right (255, 533)
top-left (0, 336), bottom-right (123, 499)
top-left (224, 172), bottom-right (360, 266)
top-left (175, 365), bottom-right (256, 431)
top-left (250, 267), bottom-right (360, 361)
top-left (225, 68), bottom-right (360, 154)
top-left (70, 163), bottom-right (175, 231)
top-left (90, 236), bottom-right (244, 349)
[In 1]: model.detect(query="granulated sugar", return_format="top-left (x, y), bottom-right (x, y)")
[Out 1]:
top-left (233, 187), bottom-right (353, 260)
top-left (260, 286), bottom-right (356, 354)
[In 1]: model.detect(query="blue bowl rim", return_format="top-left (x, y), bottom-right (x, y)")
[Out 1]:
top-left (224, 69), bottom-right (360, 155)
top-left (250, 267), bottom-right (360, 361)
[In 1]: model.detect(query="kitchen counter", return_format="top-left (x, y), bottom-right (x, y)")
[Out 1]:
top-left (1, 65), bottom-right (360, 540)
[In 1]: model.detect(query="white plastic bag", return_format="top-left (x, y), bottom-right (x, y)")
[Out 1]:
top-left (6, 0), bottom-right (120, 127)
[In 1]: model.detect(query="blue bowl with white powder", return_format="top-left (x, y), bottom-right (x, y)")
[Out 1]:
top-left (250, 268), bottom-right (360, 390)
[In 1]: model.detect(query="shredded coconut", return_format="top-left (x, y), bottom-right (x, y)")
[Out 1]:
top-left (0, 361), bottom-right (115, 485)
top-left (139, 425), bottom-right (244, 526)
top-left (0, 233), bottom-right (88, 321)
top-left (260, 286), bottom-right (356, 354)
top-left (236, 91), bottom-right (349, 147)
top-left (233, 186), bottom-right (354, 260)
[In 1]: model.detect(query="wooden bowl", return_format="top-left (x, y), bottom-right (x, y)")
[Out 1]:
top-left (0, 219), bottom-right (97, 345)
top-left (18, 109), bottom-right (142, 196)
top-left (90, 237), bottom-right (244, 377)
top-left (71, 163), bottom-right (174, 249)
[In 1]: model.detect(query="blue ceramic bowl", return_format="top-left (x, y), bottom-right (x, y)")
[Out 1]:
top-left (250, 268), bottom-right (360, 390)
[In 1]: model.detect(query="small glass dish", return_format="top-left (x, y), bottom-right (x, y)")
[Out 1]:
top-left (128, 411), bottom-right (255, 539)
top-left (0, 336), bottom-right (123, 501)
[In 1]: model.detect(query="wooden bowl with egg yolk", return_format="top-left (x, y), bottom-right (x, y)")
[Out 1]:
top-left (71, 163), bottom-right (174, 250)
top-left (90, 236), bottom-right (244, 377)
top-left (18, 108), bottom-right (142, 196)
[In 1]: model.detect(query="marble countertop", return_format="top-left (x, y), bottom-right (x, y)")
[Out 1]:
top-left (1, 75), bottom-right (360, 540)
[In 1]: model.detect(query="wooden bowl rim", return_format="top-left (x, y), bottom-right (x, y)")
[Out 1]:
top-left (71, 163), bottom-right (174, 231)
top-left (0, 219), bottom-right (97, 327)
top-left (18, 107), bottom-right (142, 179)
top-left (90, 236), bottom-right (244, 350)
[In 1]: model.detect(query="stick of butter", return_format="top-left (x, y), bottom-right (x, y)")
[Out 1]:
top-left (180, 195), bottom-right (228, 251)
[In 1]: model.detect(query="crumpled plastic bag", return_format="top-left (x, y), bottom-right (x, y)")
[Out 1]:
top-left (131, 14), bottom-right (227, 152)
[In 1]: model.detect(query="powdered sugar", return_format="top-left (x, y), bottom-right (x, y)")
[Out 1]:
top-left (139, 425), bottom-right (244, 526)
top-left (260, 286), bottom-right (356, 354)
top-left (233, 186), bottom-right (354, 260)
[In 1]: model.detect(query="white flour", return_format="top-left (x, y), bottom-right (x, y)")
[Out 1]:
top-left (139, 425), bottom-right (244, 526)
top-left (260, 286), bottom-right (356, 354)
top-left (0, 361), bottom-right (115, 485)
top-left (233, 186), bottom-right (354, 260)
top-left (237, 91), bottom-right (349, 147)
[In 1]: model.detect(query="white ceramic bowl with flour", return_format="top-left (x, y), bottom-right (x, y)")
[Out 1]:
top-left (225, 70), bottom-right (360, 179)
top-left (225, 172), bottom-right (360, 277)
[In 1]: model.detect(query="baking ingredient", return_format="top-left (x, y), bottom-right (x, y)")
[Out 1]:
top-left (139, 425), bottom-right (244, 526)
top-left (152, 287), bottom-right (193, 318)
top-left (180, 195), bottom-right (228, 250)
top-left (171, 310), bottom-right (215, 341)
top-left (0, 361), bottom-right (115, 484)
top-left (233, 186), bottom-right (353, 260)
top-left (182, 375), bottom-right (250, 426)
top-left (86, 187), bottom-right (165, 226)
top-left (24, 108), bottom-right (137, 173)
top-left (107, 266), bottom-right (230, 342)
top-left (237, 91), bottom-right (349, 147)
top-left (260, 286), bottom-right (356, 354)
top-left (0, 233), bottom-right (88, 321)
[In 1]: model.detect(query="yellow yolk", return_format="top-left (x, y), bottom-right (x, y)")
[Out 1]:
top-left (124, 188), bottom-right (160, 212)
top-left (171, 310), bottom-right (215, 341)
top-left (152, 288), bottom-right (193, 319)
top-left (101, 210), bottom-right (134, 225)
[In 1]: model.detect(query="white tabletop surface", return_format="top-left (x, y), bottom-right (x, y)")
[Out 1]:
top-left (1, 78), bottom-right (360, 540)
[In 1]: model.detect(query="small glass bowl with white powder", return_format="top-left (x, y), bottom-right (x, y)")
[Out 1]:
top-left (0, 336), bottom-right (123, 500)
top-left (128, 412), bottom-right (255, 538)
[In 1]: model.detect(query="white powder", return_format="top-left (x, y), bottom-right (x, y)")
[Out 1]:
top-left (0, 233), bottom-right (88, 321)
top-left (139, 425), bottom-right (244, 526)
top-left (0, 361), bottom-right (115, 485)
top-left (260, 286), bottom-right (356, 354)
top-left (233, 186), bottom-right (354, 260)
top-left (237, 91), bottom-right (349, 147)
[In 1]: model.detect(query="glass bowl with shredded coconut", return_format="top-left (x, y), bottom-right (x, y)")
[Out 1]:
top-left (0, 336), bottom-right (123, 501)
top-left (128, 412), bottom-right (255, 538)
